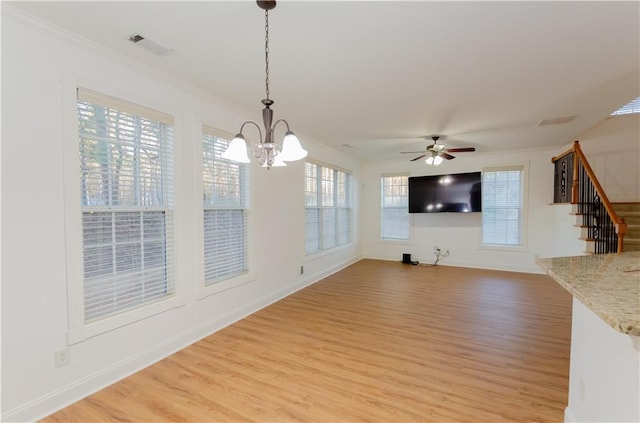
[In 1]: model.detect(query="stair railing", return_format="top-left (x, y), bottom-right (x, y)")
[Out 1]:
top-left (551, 140), bottom-right (627, 253)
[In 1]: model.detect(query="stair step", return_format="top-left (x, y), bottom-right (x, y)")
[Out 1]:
top-left (569, 203), bottom-right (640, 254)
top-left (574, 214), bottom-right (640, 226)
top-left (612, 202), bottom-right (640, 213)
top-left (574, 223), bottom-right (639, 233)
top-left (622, 238), bottom-right (640, 252)
top-left (620, 214), bottom-right (640, 225)
top-left (581, 239), bottom-right (616, 254)
top-left (627, 225), bottom-right (640, 238)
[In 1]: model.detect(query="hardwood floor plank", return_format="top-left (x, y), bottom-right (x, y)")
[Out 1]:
top-left (41, 260), bottom-right (572, 422)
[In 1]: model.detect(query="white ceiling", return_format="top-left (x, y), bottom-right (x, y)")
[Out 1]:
top-left (8, 1), bottom-right (640, 161)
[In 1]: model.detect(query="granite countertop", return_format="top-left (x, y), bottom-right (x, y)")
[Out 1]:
top-left (537, 251), bottom-right (640, 336)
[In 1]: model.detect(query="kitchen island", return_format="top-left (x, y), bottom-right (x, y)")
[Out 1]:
top-left (537, 252), bottom-right (639, 423)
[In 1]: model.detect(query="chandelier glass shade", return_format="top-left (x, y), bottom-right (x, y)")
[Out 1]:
top-left (222, 0), bottom-right (307, 169)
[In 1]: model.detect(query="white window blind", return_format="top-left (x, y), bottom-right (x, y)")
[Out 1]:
top-left (202, 126), bottom-right (250, 285)
top-left (482, 167), bottom-right (523, 246)
top-left (77, 88), bottom-right (175, 322)
top-left (611, 97), bottom-right (640, 116)
top-left (305, 162), bottom-right (352, 255)
top-left (381, 174), bottom-right (410, 240)
top-left (336, 171), bottom-right (351, 245)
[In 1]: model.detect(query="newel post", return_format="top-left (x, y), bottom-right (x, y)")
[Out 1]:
top-left (571, 141), bottom-right (580, 204)
top-left (617, 219), bottom-right (627, 253)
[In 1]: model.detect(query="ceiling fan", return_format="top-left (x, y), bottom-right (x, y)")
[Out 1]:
top-left (401, 136), bottom-right (476, 165)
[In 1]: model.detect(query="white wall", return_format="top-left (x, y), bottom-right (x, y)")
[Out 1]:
top-left (565, 298), bottom-right (640, 423)
top-left (362, 147), bottom-right (560, 273)
top-left (1, 10), bottom-right (360, 421)
top-left (549, 204), bottom-right (588, 257)
top-left (570, 114), bottom-right (640, 202)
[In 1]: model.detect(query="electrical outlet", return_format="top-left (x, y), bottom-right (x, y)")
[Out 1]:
top-left (55, 349), bottom-right (70, 368)
top-left (579, 378), bottom-right (585, 401)
top-left (433, 245), bottom-right (440, 254)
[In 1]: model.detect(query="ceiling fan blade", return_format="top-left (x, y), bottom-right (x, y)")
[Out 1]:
top-left (445, 147), bottom-right (476, 153)
top-left (410, 154), bottom-right (427, 162)
top-left (441, 153), bottom-right (455, 160)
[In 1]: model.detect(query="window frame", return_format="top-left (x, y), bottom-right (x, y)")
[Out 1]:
top-left (380, 173), bottom-right (412, 242)
top-left (480, 165), bottom-right (528, 251)
top-left (197, 125), bottom-right (254, 298)
top-left (62, 81), bottom-right (183, 345)
top-left (611, 96), bottom-right (640, 116)
top-left (304, 160), bottom-right (353, 256)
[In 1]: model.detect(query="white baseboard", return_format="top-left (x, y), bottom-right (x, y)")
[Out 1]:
top-left (3, 257), bottom-right (360, 422)
top-left (301, 255), bottom-right (362, 288)
top-left (363, 255), bottom-right (542, 274)
top-left (564, 406), bottom-right (577, 422)
top-left (439, 259), bottom-right (544, 274)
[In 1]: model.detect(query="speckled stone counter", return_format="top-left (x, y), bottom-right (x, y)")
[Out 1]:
top-left (537, 251), bottom-right (640, 336)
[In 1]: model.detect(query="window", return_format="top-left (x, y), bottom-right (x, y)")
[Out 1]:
top-left (305, 162), bottom-right (352, 255)
top-left (381, 174), bottom-right (410, 240)
top-left (202, 126), bottom-right (250, 285)
top-left (611, 97), bottom-right (640, 116)
top-left (482, 167), bottom-right (524, 246)
top-left (77, 88), bottom-right (175, 322)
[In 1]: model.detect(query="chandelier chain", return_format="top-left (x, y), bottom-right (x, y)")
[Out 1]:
top-left (222, 1), bottom-right (306, 168)
top-left (264, 9), bottom-right (270, 100)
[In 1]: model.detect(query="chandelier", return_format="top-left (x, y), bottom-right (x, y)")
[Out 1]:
top-left (222, 0), bottom-right (307, 168)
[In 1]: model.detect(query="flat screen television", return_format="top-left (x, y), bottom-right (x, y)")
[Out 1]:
top-left (408, 172), bottom-right (482, 213)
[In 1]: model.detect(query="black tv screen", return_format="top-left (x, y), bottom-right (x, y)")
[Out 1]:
top-left (408, 172), bottom-right (482, 213)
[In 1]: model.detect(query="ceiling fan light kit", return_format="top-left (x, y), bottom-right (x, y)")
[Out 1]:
top-left (221, 0), bottom-right (307, 169)
top-left (401, 136), bottom-right (476, 166)
top-left (426, 155), bottom-right (444, 166)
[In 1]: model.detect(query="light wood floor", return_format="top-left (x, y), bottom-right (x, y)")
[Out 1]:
top-left (43, 259), bottom-right (573, 422)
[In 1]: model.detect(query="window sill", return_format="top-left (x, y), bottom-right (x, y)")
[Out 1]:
top-left (380, 238), bottom-right (413, 245)
top-left (479, 243), bottom-right (528, 253)
top-left (67, 294), bottom-right (184, 345)
top-left (305, 242), bottom-right (354, 262)
top-left (197, 271), bottom-right (256, 299)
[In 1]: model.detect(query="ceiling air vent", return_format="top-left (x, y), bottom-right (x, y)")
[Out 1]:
top-left (128, 33), bottom-right (174, 56)
top-left (537, 115), bottom-right (577, 126)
